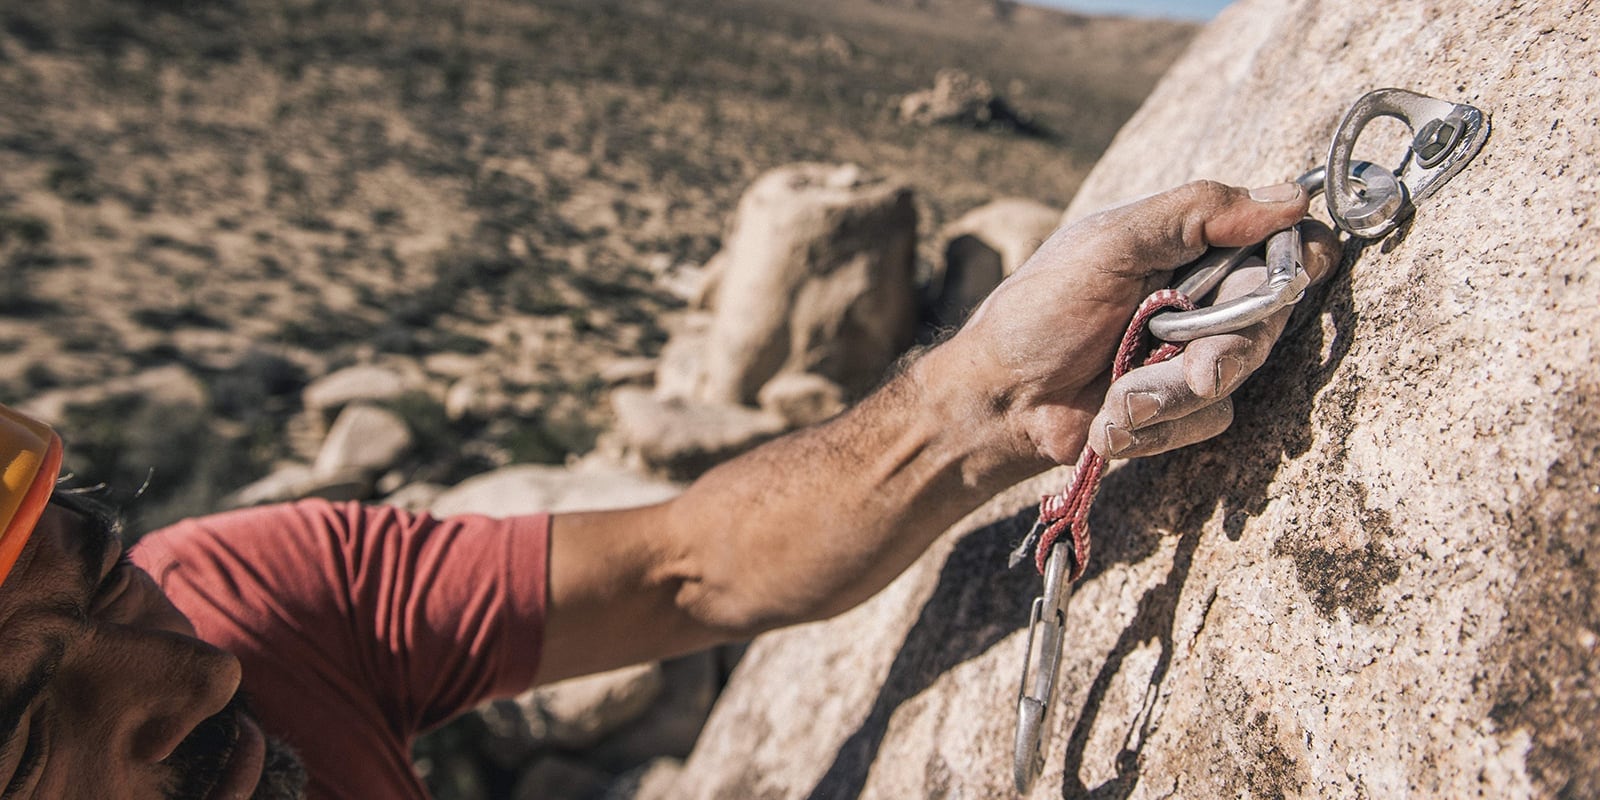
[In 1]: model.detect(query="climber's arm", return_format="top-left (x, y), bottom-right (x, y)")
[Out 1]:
top-left (534, 180), bottom-right (1338, 685)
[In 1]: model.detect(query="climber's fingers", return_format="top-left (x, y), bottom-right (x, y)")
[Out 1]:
top-left (1087, 220), bottom-right (1340, 459)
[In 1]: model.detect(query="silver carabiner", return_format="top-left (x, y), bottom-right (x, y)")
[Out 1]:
top-left (1013, 538), bottom-right (1075, 793)
top-left (1147, 167), bottom-right (1330, 342)
top-left (1326, 88), bottom-right (1490, 238)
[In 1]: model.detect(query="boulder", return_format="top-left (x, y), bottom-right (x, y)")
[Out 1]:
top-left (926, 198), bottom-right (1060, 328)
top-left (652, 312), bottom-right (713, 401)
top-left (606, 387), bottom-right (787, 480)
top-left (228, 463), bottom-right (370, 507)
top-left (301, 364), bottom-right (409, 416)
top-left (757, 372), bottom-right (845, 428)
top-left (483, 659), bottom-right (665, 752)
top-left (429, 462), bottom-right (682, 518)
top-left (312, 404), bottom-right (413, 478)
top-left (511, 754), bottom-right (612, 800)
top-left (443, 374), bottom-right (512, 422)
top-left (693, 163), bottom-right (918, 406)
top-left (660, 2), bottom-right (1600, 799)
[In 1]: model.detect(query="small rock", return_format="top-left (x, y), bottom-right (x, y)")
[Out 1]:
top-left (609, 387), bottom-right (787, 479)
top-left (444, 374), bottom-right (512, 421)
top-left (229, 463), bottom-right (371, 507)
top-left (652, 313), bottom-right (714, 401)
top-left (588, 651), bottom-right (720, 772)
top-left (897, 68), bottom-right (1041, 134)
top-left (599, 357), bottom-right (659, 388)
top-left (692, 163), bottom-right (918, 405)
top-left (606, 758), bottom-right (684, 800)
top-left (511, 755), bottom-right (611, 800)
top-left (758, 372), bottom-right (846, 427)
top-left (302, 365), bottom-right (408, 416)
top-left (380, 481), bottom-right (446, 511)
top-left (523, 662), bottom-right (666, 750)
top-left (313, 404), bottom-right (413, 478)
top-left (20, 364), bottom-right (207, 424)
top-left (429, 463), bottom-right (681, 518)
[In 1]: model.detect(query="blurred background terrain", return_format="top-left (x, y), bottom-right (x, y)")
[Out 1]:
top-left (0, 0), bottom-right (1192, 530)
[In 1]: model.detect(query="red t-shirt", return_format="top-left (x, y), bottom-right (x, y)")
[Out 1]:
top-left (131, 500), bottom-right (550, 800)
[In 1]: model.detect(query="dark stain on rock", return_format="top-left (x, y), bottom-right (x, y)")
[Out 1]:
top-left (1484, 387), bottom-right (1600, 799)
top-left (1272, 479), bottom-right (1401, 623)
top-left (1240, 710), bottom-right (1305, 800)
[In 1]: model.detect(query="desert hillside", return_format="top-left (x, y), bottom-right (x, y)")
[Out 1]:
top-left (0, 0), bottom-right (1192, 532)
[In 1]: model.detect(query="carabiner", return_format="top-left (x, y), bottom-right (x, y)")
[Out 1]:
top-left (1147, 167), bottom-right (1330, 342)
top-left (1013, 538), bottom-right (1075, 793)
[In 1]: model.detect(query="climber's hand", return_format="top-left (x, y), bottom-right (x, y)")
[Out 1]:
top-left (939, 179), bottom-right (1330, 468)
top-left (1086, 219), bottom-right (1340, 459)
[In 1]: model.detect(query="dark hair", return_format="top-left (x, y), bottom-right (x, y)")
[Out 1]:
top-left (46, 483), bottom-right (125, 542)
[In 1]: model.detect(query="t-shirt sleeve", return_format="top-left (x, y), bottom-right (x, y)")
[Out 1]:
top-left (133, 499), bottom-right (549, 735)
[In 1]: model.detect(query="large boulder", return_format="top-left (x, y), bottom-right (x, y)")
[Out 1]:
top-left (693, 163), bottom-right (918, 406)
top-left (658, 2), bottom-right (1600, 799)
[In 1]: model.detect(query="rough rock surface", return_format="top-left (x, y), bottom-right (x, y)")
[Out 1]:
top-left (693, 163), bottom-right (917, 406)
top-left (659, 1), bottom-right (1600, 798)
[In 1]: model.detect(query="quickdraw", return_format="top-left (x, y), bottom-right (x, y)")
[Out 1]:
top-left (1009, 88), bottom-right (1489, 794)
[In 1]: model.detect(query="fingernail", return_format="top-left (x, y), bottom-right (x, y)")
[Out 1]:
top-left (1249, 182), bottom-right (1303, 203)
top-left (1105, 422), bottom-right (1134, 456)
top-left (1126, 392), bottom-right (1161, 427)
top-left (1214, 356), bottom-right (1241, 396)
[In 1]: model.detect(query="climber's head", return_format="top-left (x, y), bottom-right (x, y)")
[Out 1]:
top-left (0, 403), bottom-right (303, 798)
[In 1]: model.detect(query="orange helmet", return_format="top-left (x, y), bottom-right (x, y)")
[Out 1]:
top-left (0, 403), bottom-right (63, 590)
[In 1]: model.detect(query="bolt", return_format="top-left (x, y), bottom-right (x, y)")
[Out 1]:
top-left (1413, 118), bottom-right (1462, 168)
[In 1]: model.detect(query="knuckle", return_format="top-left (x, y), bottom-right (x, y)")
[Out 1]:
top-left (1171, 180), bottom-right (1237, 251)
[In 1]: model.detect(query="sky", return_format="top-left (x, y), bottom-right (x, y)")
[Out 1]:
top-left (1026, 0), bottom-right (1232, 21)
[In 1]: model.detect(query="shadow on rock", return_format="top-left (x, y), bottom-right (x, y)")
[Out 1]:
top-left (804, 506), bottom-right (1041, 800)
top-left (1056, 249), bottom-right (1361, 798)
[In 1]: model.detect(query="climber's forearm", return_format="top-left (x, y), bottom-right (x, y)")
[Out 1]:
top-left (651, 341), bottom-right (1046, 635)
top-left (538, 341), bottom-right (1051, 684)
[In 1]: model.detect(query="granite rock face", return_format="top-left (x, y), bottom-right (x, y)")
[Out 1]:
top-left (659, 1), bottom-right (1600, 798)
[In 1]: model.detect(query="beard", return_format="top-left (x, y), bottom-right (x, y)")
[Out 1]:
top-left (162, 694), bottom-right (308, 800)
